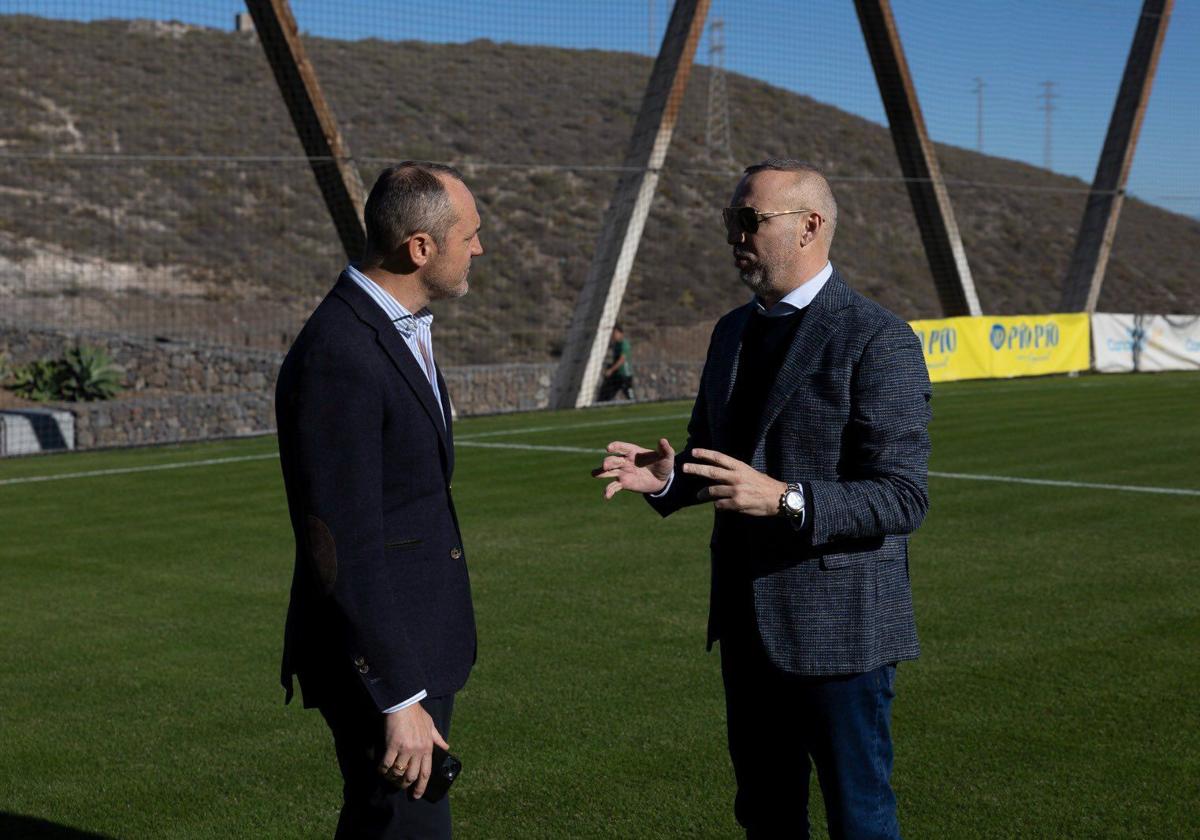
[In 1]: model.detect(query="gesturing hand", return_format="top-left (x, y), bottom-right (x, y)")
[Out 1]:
top-left (592, 438), bottom-right (675, 498)
top-left (683, 448), bottom-right (786, 517)
top-left (379, 702), bottom-right (450, 799)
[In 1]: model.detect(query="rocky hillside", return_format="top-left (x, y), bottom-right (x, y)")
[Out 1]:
top-left (1, 16), bottom-right (1197, 363)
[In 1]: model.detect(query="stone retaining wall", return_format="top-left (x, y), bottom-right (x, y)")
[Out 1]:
top-left (2, 326), bottom-right (703, 451)
top-left (625, 360), bottom-right (703, 404)
top-left (66, 391), bottom-right (275, 450)
top-left (444, 363), bottom-right (554, 414)
top-left (443, 360), bottom-right (701, 414)
top-left (0, 325), bottom-right (280, 395)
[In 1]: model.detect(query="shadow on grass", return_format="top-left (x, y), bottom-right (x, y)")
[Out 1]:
top-left (0, 814), bottom-right (116, 839)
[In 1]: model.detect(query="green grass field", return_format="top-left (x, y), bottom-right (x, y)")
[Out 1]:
top-left (2, 372), bottom-right (1198, 838)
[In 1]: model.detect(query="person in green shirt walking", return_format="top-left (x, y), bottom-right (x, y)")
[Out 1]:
top-left (599, 324), bottom-right (635, 401)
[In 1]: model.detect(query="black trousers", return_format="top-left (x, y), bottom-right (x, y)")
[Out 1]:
top-left (598, 373), bottom-right (634, 401)
top-left (318, 692), bottom-right (455, 840)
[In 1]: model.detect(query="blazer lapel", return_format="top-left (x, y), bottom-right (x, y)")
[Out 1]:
top-left (332, 273), bottom-right (450, 454)
top-left (706, 303), bottom-right (753, 448)
top-left (436, 364), bottom-right (454, 478)
top-left (752, 272), bottom-right (853, 451)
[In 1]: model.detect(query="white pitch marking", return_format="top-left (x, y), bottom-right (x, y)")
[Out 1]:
top-left (0, 453), bottom-right (279, 486)
top-left (3, 437), bottom-right (1197, 499)
top-left (455, 412), bottom-right (690, 440)
top-left (928, 470), bottom-right (1200, 497)
top-left (0, 412), bottom-right (684, 487)
top-left (456, 441), bottom-right (603, 455)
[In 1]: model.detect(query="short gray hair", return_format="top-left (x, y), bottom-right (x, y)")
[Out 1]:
top-left (743, 157), bottom-right (821, 178)
top-left (363, 162), bottom-right (464, 261)
top-left (743, 158), bottom-right (838, 241)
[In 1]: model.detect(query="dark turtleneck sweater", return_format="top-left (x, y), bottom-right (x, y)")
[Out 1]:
top-left (713, 303), bottom-right (813, 637)
top-left (726, 304), bottom-right (807, 463)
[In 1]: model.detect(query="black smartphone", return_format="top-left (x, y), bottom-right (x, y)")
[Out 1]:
top-left (421, 745), bottom-right (462, 803)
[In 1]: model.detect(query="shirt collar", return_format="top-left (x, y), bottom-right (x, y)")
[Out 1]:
top-left (345, 264), bottom-right (433, 337)
top-left (754, 261), bottom-right (833, 317)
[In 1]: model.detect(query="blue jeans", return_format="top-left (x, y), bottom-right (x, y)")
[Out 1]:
top-left (721, 640), bottom-right (901, 840)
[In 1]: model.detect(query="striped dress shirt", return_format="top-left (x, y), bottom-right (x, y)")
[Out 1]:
top-left (345, 264), bottom-right (445, 427)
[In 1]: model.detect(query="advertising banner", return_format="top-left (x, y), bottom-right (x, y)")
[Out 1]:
top-left (908, 317), bottom-right (985, 383)
top-left (909, 313), bottom-right (1091, 383)
top-left (1092, 313), bottom-right (1200, 373)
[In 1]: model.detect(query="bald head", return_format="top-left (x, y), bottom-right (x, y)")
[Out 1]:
top-left (742, 159), bottom-right (838, 247)
top-left (726, 159), bottom-right (838, 304)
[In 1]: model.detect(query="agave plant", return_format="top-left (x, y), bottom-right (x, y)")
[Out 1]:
top-left (57, 346), bottom-right (123, 401)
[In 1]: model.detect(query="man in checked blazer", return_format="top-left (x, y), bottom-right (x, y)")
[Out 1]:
top-left (276, 162), bottom-right (483, 839)
top-left (595, 159), bottom-right (931, 839)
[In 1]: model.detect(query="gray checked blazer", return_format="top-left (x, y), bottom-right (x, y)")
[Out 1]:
top-left (647, 268), bottom-right (932, 676)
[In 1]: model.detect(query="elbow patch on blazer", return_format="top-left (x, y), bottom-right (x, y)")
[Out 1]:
top-left (305, 514), bottom-right (338, 594)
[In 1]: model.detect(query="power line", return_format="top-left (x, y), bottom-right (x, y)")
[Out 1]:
top-left (4, 153), bottom-right (1194, 204)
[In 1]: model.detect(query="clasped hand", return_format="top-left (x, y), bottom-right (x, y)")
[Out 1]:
top-left (378, 702), bottom-right (449, 799)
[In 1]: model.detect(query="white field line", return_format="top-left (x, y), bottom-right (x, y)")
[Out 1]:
top-left (456, 441), bottom-right (602, 455)
top-left (0, 412), bottom-right (676, 486)
top-left (1, 409), bottom-right (1197, 498)
top-left (0, 453), bottom-right (279, 486)
top-left (455, 412), bottom-right (690, 440)
top-left (927, 471), bottom-right (1200, 497)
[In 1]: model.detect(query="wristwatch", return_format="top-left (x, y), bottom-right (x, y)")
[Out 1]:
top-left (778, 482), bottom-right (805, 525)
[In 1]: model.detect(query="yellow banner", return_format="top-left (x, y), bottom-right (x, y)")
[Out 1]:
top-left (909, 314), bottom-right (1090, 383)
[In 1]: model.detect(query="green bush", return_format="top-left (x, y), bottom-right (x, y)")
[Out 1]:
top-left (7, 346), bottom-right (123, 402)
top-left (9, 359), bottom-right (62, 402)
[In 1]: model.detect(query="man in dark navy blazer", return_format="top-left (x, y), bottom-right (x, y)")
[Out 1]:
top-left (595, 159), bottom-right (931, 839)
top-left (276, 162), bottom-right (483, 839)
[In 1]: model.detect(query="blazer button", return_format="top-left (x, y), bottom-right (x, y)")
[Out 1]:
top-left (358, 664), bottom-right (370, 674)
top-left (450, 547), bottom-right (462, 560)
top-left (353, 656), bottom-right (366, 667)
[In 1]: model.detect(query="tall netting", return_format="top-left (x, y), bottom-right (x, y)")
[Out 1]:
top-left (0, 1), bottom-right (1197, 440)
top-left (888, 0), bottom-right (1200, 314)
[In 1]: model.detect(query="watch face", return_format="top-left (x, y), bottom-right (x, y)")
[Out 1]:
top-left (784, 490), bottom-right (804, 512)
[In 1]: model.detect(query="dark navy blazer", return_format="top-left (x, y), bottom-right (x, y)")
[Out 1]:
top-left (649, 270), bottom-right (932, 676)
top-left (276, 272), bottom-right (476, 711)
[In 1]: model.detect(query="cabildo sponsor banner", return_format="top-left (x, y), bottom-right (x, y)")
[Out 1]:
top-left (909, 314), bottom-right (1090, 383)
top-left (1092, 313), bottom-right (1200, 373)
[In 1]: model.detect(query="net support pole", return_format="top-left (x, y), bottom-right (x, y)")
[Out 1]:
top-left (1059, 0), bottom-right (1173, 313)
top-left (245, 0), bottom-right (366, 261)
top-left (854, 0), bottom-right (981, 317)
top-left (550, 0), bottom-right (710, 410)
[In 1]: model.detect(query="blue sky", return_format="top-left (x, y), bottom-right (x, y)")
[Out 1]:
top-left (8, 0), bottom-right (1198, 218)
